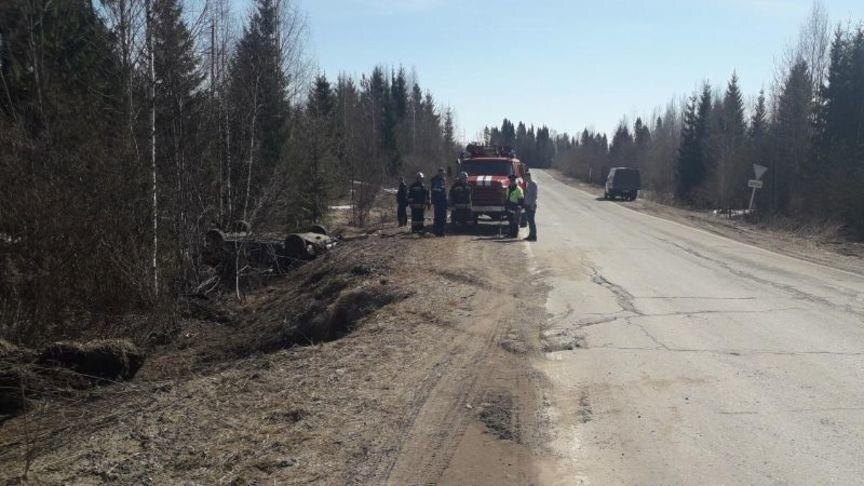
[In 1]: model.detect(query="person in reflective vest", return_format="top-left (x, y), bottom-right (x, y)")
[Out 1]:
top-left (505, 174), bottom-right (524, 238)
top-left (430, 168), bottom-right (448, 237)
top-left (449, 171), bottom-right (472, 226)
top-left (408, 172), bottom-right (430, 233)
top-left (396, 177), bottom-right (408, 227)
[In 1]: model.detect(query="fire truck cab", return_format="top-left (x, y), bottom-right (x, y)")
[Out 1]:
top-left (457, 144), bottom-right (528, 222)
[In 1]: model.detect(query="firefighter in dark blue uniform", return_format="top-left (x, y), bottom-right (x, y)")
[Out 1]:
top-left (408, 172), bottom-right (430, 233)
top-left (449, 171), bottom-right (472, 227)
top-left (430, 168), bottom-right (448, 237)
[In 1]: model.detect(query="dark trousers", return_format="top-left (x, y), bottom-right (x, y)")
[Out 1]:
top-left (525, 207), bottom-right (537, 239)
top-left (507, 207), bottom-right (521, 237)
top-left (433, 204), bottom-right (447, 236)
top-left (397, 204), bottom-right (408, 226)
top-left (411, 206), bottom-right (425, 232)
top-left (451, 207), bottom-right (471, 224)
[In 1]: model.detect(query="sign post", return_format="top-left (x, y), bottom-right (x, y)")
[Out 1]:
top-left (747, 164), bottom-right (768, 213)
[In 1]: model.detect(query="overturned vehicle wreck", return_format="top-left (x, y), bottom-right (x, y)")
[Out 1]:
top-left (203, 223), bottom-right (339, 286)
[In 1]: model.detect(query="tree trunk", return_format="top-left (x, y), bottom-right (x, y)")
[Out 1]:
top-left (146, 0), bottom-right (159, 295)
top-left (243, 77), bottom-right (260, 222)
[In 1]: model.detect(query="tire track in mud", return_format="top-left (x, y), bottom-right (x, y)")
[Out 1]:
top-left (380, 236), bottom-right (543, 485)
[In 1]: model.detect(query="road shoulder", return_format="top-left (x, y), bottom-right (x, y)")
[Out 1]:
top-left (545, 169), bottom-right (864, 276)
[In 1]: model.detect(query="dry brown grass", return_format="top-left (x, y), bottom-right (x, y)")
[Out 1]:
top-left (0, 223), bottom-right (486, 484)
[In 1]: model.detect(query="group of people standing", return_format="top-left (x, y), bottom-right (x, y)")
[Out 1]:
top-left (396, 169), bottom-right (538, 241)
top-left (396, 168), bottom-right (451, 237)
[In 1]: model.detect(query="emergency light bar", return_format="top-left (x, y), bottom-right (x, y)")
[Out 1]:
top-left (464, 144), bottom-right (517, 159)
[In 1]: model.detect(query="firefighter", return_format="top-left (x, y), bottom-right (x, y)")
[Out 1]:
top-left (430, 168), bottom-right (448, 237)
top-left (505, 174), bottom-right (524, 238)
top-left (396, 177), bottom-right (408, 227)
top-left (449, 171), bottom-right (472, 227)
top-left (523, 171), bottom-right (538, 241)
top-left (408, 172), bottom-right (430, 233)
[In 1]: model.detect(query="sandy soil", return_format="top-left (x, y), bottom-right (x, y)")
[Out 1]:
top-left (548, 170), bottom-right (864, 276)
top-left (0, 222), bottom-right (549, 485)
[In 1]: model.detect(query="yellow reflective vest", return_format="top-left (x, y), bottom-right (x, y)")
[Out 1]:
top-left (507, 185), bottom-right (524, 204)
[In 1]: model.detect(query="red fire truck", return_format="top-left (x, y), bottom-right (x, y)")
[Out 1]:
top-left (456, 144), bottom-right (528, 224)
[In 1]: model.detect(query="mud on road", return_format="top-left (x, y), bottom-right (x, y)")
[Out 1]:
top-left (0, 225), bottom-right (553, 485)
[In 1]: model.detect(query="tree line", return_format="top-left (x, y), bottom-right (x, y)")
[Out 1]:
top-left (498, 4), bottom-right (863, 236)
top-left (481, 119), bottom-right (557, 169)
top-left (0, 0), bottom-right (457, 343)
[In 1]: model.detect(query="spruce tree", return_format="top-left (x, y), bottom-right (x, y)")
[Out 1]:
top-left (391, 68), bottom-right (408, 120)
top-left (228, 0), bottom-right (288, 220)
top-left (815, 27), bottom-right (864, 231)
top-left (292, 74), bottom-right (337, 225)
top-left (609, 122), bottom-right (634, 170)
top-left (501, 119), bottom-right (516, 147)
top-left (515, 122), bottom-right (528, 159)
top-left (535, 126), bottom-right (554, 168)
top-left (151, 0), bottom-right (204, 263)
top-left (632, 117), bottom-right (651, 171)
top-left (676, 93), bottom-right (702, 201)
top-left (634, 117), bottom-right (651, 146)
top-left (713, 72), bottom-right (747, 207)
top-left (442, 108), bottom-right (455, 154)
top-left (409, 83), bottom-right (423, 152)
top-left (772, 60), bottom-right (812, 214)
top-left (309, 74), bottom-right (334, 118)
top-left (721, 73), bottom-right (746, 141)
top-left (525, 125), bottom-right (536, 166)
top-left (749, 90), bottom-right (768, 140)
top-left (366, 67), bottom-right (399, 175)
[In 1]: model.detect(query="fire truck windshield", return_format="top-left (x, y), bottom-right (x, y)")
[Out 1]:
top-left (461, 160), bottom-right (513, 176)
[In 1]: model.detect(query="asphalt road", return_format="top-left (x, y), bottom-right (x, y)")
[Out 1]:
top-left (527, 169), bottom-right (864, 485)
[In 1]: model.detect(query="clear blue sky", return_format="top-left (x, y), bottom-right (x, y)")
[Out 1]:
top-left (297, 0), bottom-right (863, 141)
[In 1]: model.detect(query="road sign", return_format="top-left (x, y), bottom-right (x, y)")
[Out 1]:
top-left (748, 179), bottom-right (764, 189)
top-left (753, 164), bottom-right (768, 180)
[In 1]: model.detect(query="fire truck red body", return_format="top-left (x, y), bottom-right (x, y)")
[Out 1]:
top-left (457, 144), bottom-right (528, 222)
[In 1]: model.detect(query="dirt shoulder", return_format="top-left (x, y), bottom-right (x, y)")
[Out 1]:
top-left (0, 223), bottom-right (549, 485)
top-left (547, 169), bottom-right (864, 276)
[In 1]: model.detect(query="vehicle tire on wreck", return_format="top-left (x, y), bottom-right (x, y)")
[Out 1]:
top-left (38, 339), bottom-right (145, 381)
top-left (285, 234), bottom-right (310, 259)
top-left (307, 224), bottom-right (329, 236)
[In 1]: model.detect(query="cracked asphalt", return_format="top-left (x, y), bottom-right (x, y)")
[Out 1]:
top-left (528, 170), bottom-right (864, 485)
